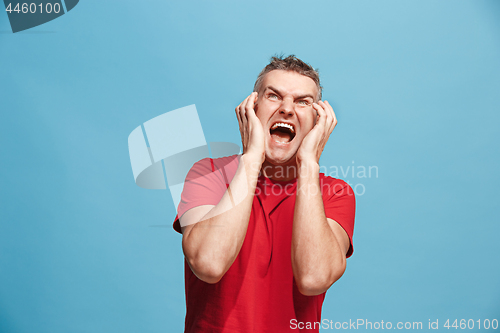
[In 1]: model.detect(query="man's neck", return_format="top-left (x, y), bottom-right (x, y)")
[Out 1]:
top-left (260, 160), bottom-right (298, 182)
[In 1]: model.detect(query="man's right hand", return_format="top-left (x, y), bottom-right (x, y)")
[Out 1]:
top-left (181, 93), bottom-right (265, 283)
top-left (235, 92), bottom-right (265, 166)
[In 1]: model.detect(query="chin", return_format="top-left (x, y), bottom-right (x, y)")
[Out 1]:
top-left (265, 150), bottom-right (296, 166)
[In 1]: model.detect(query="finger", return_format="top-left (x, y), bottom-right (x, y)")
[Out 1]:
top-left (241, 92), bottom-right (258, 146)
top-left (239, 94), bottom-right (251, 118)
top-left (241, 94), bottom-right (254, 123)
top-left (235, 103), bottom-right (243, 129)
top-left (235, 103), bottom-right (244, 142)
top-left (313, 102), bottom-right (327, 130)
top-left (323, 100), bottom-right (337, 133)
top-left (245, 92), bottom-right (258, 120)
top-left (318, 100), bottom-right (333, 126)
top-left (236, 96), bottom-right (249, 122)
top-left (237, 95), bottom-right (252, 149)
top-left (319, 100), bottom-right (335, 133)
top-left (243, 93), bottom-right (261, 146)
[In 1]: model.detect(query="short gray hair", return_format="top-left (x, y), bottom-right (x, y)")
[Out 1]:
top-left (253, 55), bottom-right (322, 100)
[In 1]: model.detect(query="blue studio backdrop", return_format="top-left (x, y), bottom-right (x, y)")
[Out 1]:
top-left (1, 1), bottom-right (499, 332)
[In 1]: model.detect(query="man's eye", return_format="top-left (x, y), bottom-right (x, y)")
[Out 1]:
top-left (297, 100), bottom-right (309, 106)
top-left (268, 94), bottom-right (278, 100)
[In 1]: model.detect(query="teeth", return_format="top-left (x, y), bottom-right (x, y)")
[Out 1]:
top-left (271, 122), bottom-right (295, 133)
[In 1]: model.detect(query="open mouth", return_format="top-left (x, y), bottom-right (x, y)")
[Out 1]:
top-left (270, 122), bottom-right (296, 144)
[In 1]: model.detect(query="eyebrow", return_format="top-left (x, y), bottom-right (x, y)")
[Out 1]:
top-left (266, 86), bottom-right (315, 101)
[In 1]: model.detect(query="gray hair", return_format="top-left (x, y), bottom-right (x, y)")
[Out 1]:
top-left (253, 55), bottom-right (322, 101)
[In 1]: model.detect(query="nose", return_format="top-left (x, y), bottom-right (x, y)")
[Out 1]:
top-left (279, 97), bottom-right (295, 117)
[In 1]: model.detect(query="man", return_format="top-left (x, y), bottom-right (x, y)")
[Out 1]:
top-left (173, 55), bottom-right (355, 332)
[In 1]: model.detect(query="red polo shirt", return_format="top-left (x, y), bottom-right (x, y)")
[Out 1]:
top-left (173, 155), bottom-right (355, 332)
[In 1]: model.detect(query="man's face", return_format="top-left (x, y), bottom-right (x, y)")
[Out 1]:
top-left (255, 70), bottom-right (319, 166)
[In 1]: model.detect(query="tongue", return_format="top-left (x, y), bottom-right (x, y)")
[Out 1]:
top-left (271, 130), bottom-right (292, 143)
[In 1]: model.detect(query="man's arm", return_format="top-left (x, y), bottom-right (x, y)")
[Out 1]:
top-left (180, 92), bottom-right (264, 284)
top-left (291, 100), bottom-right (351, 296)
top-left (292, 160), bottom-right (350, 295)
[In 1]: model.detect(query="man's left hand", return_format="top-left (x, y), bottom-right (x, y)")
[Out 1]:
top-left (296, 100), bottom-right (337, 165)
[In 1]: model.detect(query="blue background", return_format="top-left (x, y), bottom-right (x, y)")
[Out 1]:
top-left (1, 0), bottom-right (499, 332)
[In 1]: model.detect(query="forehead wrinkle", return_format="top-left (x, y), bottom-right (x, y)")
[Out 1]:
top-left (259, 70), bottom-right (320, 101)
top-left (265, 85), bottom-right (315, 101)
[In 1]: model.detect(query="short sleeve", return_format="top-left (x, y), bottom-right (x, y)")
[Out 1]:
top-left (321, 176), bottom-right (356, 258)
top-left (173, 155), bottom-right (240, 233)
